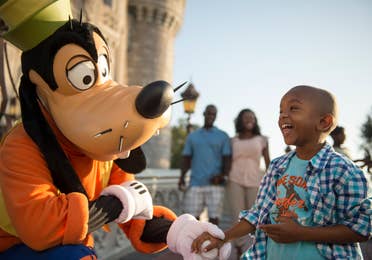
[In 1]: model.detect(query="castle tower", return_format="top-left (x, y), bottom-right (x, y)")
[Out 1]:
top-left (127, 0), bottom-right (186, 168)
top-left (72, 0), bottom-right (129, 84)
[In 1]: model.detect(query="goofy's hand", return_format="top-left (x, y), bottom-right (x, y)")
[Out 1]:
top-left (100, 180), bottom-right (153, 223)
top-left (166, 214), bottom-right (231, 260)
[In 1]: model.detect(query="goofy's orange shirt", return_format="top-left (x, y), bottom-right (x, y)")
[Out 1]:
top-left (0, 122), bottom-right (175, 253)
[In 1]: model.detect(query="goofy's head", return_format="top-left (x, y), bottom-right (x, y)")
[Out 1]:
top-left (0, 0), bottom-right (178, 194)
top-left (20, 19), bottom-right (173, 163)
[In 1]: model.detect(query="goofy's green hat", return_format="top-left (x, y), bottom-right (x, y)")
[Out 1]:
top-left (0, 0), bottom-right (72, 51)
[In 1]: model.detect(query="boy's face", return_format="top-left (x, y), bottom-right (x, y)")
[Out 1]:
top-left (278, 89), bottom-right (322, 147)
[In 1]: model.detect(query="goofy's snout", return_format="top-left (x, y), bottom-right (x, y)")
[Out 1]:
top-left (135, 80), bottom-right (174, 119)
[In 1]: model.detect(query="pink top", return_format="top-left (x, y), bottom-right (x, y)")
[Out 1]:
top-left (228, 135), bottom-right (267, 187)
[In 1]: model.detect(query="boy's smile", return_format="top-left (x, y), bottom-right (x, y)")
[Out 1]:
top-left (280, 123), bottom-right (293, 137)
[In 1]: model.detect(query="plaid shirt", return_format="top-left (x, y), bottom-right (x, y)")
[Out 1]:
top-left (240, 143), bottom-right (372, 260)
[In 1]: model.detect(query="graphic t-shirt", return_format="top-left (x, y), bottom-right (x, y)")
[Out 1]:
top-left (266, 155), bottom-right (325, 260)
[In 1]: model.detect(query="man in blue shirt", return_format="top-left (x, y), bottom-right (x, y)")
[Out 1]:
top-left (178, 104), bottom-right (232, 226)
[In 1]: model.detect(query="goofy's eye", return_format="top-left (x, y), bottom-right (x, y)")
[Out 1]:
top-left (98, 54), bottom-right (110, 82)
top-left (67, 60), bottom-right (96, 90)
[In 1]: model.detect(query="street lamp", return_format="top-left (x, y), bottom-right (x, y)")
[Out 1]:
top-left (181, 83), bottom-right (199, 133)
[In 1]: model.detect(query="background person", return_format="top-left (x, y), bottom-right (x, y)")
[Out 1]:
top-left (330, 125), bottom-right (352, 158)
top-left (227, 108), bottom-right (270, 256)
top-left (178, 104), bottom-right (231, 226)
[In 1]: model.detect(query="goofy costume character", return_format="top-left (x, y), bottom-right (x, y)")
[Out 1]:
top-left (0, 0), bottom-right (231, 259)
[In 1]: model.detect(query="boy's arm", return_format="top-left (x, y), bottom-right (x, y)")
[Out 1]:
top-left (335, 165), bottom-right (372, 240)
top-left (260, 216), bottom-right (368, 244)
top-left (302, 224), bottom-right (368, 243)
top-left (224, 219), bottom-right (256, 242)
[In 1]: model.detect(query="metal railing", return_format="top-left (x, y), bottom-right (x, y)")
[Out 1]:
top-left (93, 169), bottom-right (185, 259)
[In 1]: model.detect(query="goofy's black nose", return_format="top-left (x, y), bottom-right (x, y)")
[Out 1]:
top-left (135, 80), bottom-right (174, 119)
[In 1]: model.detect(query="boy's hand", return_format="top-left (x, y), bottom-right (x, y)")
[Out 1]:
top-left (259, 216), bottom-right (304, 243)
top-left (191, 231), bottom-right (225, 254)
top-left (167, 214), bottom-right (231, 259)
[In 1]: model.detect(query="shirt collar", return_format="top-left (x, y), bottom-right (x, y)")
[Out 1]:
top-left (309, 142), bottom-right (333, 170)
top-left (277, 142), bottom-right (333, 171)
top-left (202, 126), bottom-right (216, 132)
top-left (277, 149), bottom-right (296, 171)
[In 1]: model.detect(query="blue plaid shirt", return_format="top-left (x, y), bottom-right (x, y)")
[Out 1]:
top-left (240, 143), bottom-right (372, 260)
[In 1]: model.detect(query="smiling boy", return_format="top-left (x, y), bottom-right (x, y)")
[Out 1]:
top-left (192, 85), bottom-right (372, 259)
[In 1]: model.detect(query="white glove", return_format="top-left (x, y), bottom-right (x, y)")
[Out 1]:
top-left (100, 180), bottom-right (153, 223)
top-left (166, 214), bottom-right (232, 260)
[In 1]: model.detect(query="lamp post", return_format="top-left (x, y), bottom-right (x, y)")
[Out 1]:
top-left (181, 83), bottom-right (199, 134)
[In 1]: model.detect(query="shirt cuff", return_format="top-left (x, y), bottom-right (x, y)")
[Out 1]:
top-left (63, 192), bottom-right (89, 244)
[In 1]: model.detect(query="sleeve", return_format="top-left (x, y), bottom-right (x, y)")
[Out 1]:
top-left (118, 205), bottom-right (177, 254)
top-left (336, 166), bottom-right (372, 238)
top-left (140, 217), bottom-right (172, 243)
top-left (0, 127), bottom-right (89, 250)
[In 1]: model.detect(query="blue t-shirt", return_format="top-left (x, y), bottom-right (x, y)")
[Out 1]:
top-left (266, 155), bottom-right (325, 260)
top-left (182, 127), bottom-right (231, 186)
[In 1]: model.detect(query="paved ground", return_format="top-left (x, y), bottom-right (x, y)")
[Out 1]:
top-left (124, 249), bottom-right (182, 260)
top-left (124, 246), bottom-right (240, 260)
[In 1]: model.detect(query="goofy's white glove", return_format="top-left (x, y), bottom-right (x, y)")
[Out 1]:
top-left (100, 180), bottom-right (153, 223)
top-left (167, 214), bottom-right (231, 260)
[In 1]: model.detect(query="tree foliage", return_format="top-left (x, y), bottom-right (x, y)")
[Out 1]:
top-left (170, 119), bottom-right (188, 169)
top-left (357, 108), bottom-right (372, 174)
top-left (170, 118), bottom-right (199, 169)
top-left (360, 109), bottom-right (372, 150)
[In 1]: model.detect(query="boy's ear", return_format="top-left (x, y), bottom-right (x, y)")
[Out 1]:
top-left (318, 113), bottom-right (334, 132)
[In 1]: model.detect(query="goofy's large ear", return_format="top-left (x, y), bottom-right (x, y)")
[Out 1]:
top-left (114, 146), bottom-right (146, 174)
top-left (19, 75), bottom-right (87, 196)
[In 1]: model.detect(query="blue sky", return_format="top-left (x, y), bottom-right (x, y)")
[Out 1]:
top-left (171, 0), bottom-right (372, 160)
